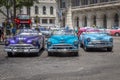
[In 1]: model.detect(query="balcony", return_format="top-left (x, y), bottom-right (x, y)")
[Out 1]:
top-left (71, 0), bottom-right (120, 11)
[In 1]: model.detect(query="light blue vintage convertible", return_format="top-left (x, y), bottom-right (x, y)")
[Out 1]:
top-left (47, 30), bottom-right (79, 56)
top-left (79, 31), bottom-right (113, 51)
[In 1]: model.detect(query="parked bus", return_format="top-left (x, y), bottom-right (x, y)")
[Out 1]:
top-left (14, 14), bottom-right (31, 29)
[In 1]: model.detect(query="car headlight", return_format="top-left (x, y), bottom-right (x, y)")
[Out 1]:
top-left (87, 38), bottom-right (91, 42)
top-left (109, 38), bottom-right (113, 42)
top-left (5, 41), bottom-right (10, 46)
top-left (47, 42), bottom-right (51, 46)
top-left (74, 41), bottom-right (78, 45)
top-left (32, 40), bottom-right (37, 46)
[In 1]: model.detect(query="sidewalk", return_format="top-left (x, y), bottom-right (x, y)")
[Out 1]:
top-left (0, 41), bottom-right (5, 45)
top-left (0, 35), bottom-right (11, 45)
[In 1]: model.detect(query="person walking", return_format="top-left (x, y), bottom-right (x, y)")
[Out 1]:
top-left (6, 23), bottom-right (11, 36)
top-left (1, 27), bottom-right (4, 42)
top-left (12, 27), bottom-right (16, 36)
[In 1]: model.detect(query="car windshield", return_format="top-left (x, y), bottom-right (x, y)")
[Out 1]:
top-left (39, 27), bottom-right (49, 31)
top-left (53, 30), bottom-right (75, 35)
top-left (17, 14), bottom-right (30, 19)
top-left (18, 29), bottom-right (38, 36)
top-left (85, 31), bottom-right (108, 34)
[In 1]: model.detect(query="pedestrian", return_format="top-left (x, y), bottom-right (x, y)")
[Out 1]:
top-left (12, 27), bottom-right (16, 36)
top-left (75, 27), bottom-right (78, 34)
top-left (6, 23), bottom-right (11, 36)
top-left (1, 27), bottom-right (4, 42)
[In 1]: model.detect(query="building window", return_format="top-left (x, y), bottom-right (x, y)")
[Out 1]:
top-left (76, 17), bottom-right (79, 27)
top-left (35, 6), bottom-right (39, 14)
top-left (103, 15), bottom-right (107, 28)
top-left (49, 19), bottom-right (55, 24)
top-left (72, 0), bottom-right (80, 6)
top-left (42, 19), bottom-right (48, 24)
top-left (100, 0), bottom-right (108, 2)
top-left (50, 6), bottom-right (54, 15)
top-left (114, 13), bottom-right (119, 27)
top-left (90, 0), bottom-right (98, 4)
top-left (93, 15), bottom-right (96, 26)
top-left (63, 17), bottom-right (65, 27)
top-left (43, 6), bottom-right (46, 15)
top-left (81, 0), bottom-right (88, 5)
top-left (60, 0), bottom-right (66, 8)
top-left (27, 7), bottom-right (30, 15)
top-left (84, 16), bottom-right (87, 27)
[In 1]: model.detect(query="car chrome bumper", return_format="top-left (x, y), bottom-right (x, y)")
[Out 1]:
top-left (47, 49), bottom-right (78, 53)
top-left (4, 47), bottom-right (39, 53)
top-left (86, 45), bottom-right (113, 48)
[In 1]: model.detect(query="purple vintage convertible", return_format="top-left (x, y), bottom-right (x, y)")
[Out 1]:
top-left (4, 29), bottom-right (45, 57)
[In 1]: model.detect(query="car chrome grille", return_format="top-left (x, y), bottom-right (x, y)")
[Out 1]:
top-left (91, 40), bottom-right (111, 45)
top-left (8, 44), bottom-right (33, 48)
top-left (51, 44), bottom-right (75, 49)
top-left (18, 40), bottom-right (24, 44)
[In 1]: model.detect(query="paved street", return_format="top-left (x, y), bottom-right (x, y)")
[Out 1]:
top-left (0, 37), bottom-right (120, 80)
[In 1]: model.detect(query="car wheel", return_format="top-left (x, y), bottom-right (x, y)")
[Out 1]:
top-left (48, 52), bottom-right (53, 56)
top-left (41, 39), bottom-right (45, 50)
top-left (107, 48), bottom-right (112, 52)
top-left (7, 52), bottom-right (13, 57)
top-left (35, 52), bottom-right (40, 56)
top-left (115, 33), bottom-right (120, 36)
top-left (80, 43), bottom-right (83, 48)
top-left (84, 46), bottom-right (89, 51)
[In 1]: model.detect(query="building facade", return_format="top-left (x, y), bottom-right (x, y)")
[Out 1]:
top-left (57, 0), bottom-right (120, 29)
top-left (22, 0), bottom-right (58, 28)
top-left (0, 7), bottom-right (7, 26)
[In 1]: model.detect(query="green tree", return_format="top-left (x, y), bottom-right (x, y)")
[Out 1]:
top-left (0, 0), bottom-right (38, 19)
top-left (3, 0), bottom-right (13, 19)
top-left (0, 0), bottom-right (8, 17)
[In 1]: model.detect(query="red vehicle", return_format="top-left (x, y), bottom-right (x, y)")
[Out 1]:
top-left (109, 28), bottom-right (120, 36)
top-left (14, 14), bottom-right (31, 29)
top-left (78, 27), bottom-right (95, 37)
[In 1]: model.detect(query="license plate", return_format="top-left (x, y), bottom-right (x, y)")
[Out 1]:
top-left (96, 44), bottom-right (104, 47)
top-left (63, 49), bottom-right (67, 51)
top-left (24, 49), bottom-right (29, 52)
top-left (13, 49), bottom-right (23, 52)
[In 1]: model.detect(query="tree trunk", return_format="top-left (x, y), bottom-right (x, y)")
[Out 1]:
top-left (13, 0), bottom-right (16, 19)
top-left (0, 9), bottom-right (7, 17)
top-left (6, 8), bottom-right (9, 19)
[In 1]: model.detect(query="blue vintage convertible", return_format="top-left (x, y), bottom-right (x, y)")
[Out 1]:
top-left (79, 31), bottom-right (113, 51)
top-left (4, 29), bottom-right (45, 57)
top-left (47, 29), bottom-right (79, 56)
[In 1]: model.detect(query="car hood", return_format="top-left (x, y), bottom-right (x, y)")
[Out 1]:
top-left (48, 35), bottom-right (78, 44)
top-left (7, 35), bottom-right (39, 44)
top-left (85, 33), bottom-right (112, 40)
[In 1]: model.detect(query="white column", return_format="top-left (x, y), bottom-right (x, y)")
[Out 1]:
top-left (107, 13), bottom-right (113, 29)
top-left (79, 15), bottom-right (82, 27)
top-left (87, 14), bottom-right (92, 27)
top-left (119, 14), bottom-right (120, 27)
top-left (96, 13), bottom-right (103, 27)
top-left (66, 0), bottom-right (73, 29)
top-left (22, 7), bottom-right (27, 14)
